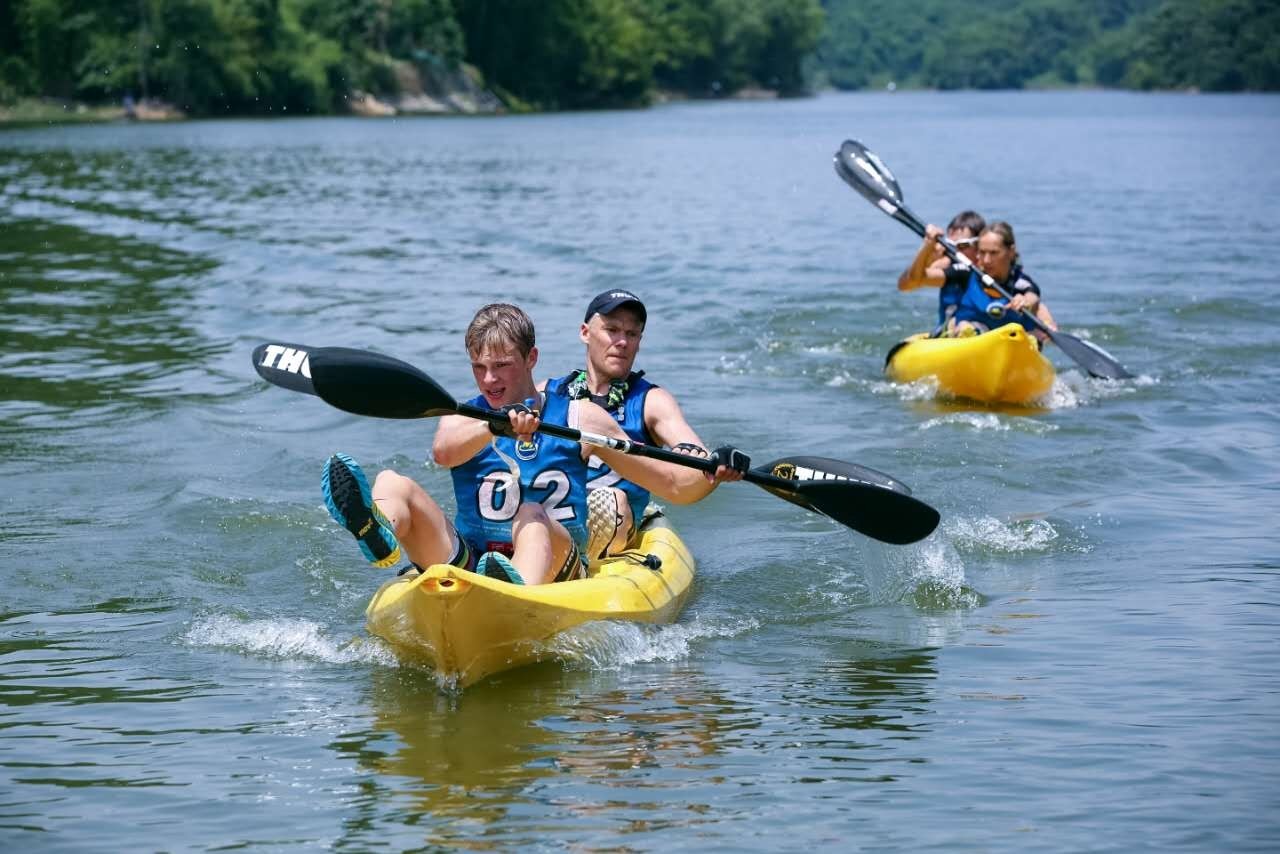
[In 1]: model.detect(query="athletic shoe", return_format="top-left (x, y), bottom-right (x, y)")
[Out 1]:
top-left (321, 453), bottom-right (400, 568)
top-left (586, 487), bottom-right (624, 561)
top-left (478, 551), bottom-right (524, 585)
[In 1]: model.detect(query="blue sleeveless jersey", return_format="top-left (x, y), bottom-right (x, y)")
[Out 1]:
top-left (952, 266), bottom-right (1039, 332)
top-left (546, 372), bottom-right (656, 526)
top-left (450, 391), bottom-right (589, 555)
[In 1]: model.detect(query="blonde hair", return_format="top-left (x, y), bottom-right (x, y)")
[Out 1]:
top-left (465, 303), bottom-right (536, 359)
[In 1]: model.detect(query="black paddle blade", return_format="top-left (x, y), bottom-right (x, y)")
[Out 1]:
top-left (252, 342), bottom-right (318, 395)
top-left (752, 456), bottom-right (940, 545)
top-left (309, 348), bottom-right (460, 419)
top-left (1049, 331), bottom-right (1133, 380)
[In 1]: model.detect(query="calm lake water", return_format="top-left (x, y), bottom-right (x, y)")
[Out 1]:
top-left (2, 91), bottom-right (1278, 851)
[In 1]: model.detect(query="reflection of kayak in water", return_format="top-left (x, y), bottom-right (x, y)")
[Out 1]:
top-left (884, 322), bottom-right (1055, 405)
top-left (365, 514), bottom-right (694, 688)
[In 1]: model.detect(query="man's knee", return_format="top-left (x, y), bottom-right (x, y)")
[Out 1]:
top-left (373, 469), bottom-right (406, 493)
top-left (514, 501), bottom-right (551, 527)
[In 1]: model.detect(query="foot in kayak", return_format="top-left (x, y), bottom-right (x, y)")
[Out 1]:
top-left (322, 453), bottom-right (401, 568)
top-left (586, 486), bottom-right (627, 561)
top-left (478, 551), bottom-right (524, 585)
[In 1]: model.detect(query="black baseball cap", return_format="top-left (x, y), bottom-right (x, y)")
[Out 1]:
top-left (584, 289), bottom-right (646, 324)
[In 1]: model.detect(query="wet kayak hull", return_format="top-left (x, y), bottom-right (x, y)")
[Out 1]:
top-left (885, 323), bottom-right (1055, 404)
top-left (364, 515), bottom-right (695, 687)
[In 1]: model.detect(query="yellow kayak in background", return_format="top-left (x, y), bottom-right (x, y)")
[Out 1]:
top-left (885, 323), bottom-right (1055, 404)
top-left (365, 514), bottom-right (695, 687)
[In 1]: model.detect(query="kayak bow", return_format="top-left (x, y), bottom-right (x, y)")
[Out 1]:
top-left (365, 514), bottom-right (694, 687)
top-left (885, 323), bottom-right (1055, 404)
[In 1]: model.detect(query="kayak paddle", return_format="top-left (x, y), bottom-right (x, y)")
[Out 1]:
top-left (833, 138), bottom-right (1133, 380)
top-left (252, 342), bottom-right (941, 545)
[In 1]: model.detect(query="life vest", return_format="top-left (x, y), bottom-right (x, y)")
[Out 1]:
top-left (450, 390), bottom-right (589, 556)
top-left (546, 370), bottom-right (656, 527)
top-left (952, 264), bottom-right (1040, 332)
top-left (938, 280), bottom-right (962, 326)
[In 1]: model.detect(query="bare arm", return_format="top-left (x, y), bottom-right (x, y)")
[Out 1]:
top-left (433, 403), bottom-right (548, 467)
top-left (432, 413), bottom-right (496, 467)
top-left (642, 387), bottom-right (704, 451)
top-left (897, 225), bottom-right (949, 291)
top-left (1035, 301), bottom-right (1058, 331)
top-left (641, 387), bottom-right (744, 486)
top-left (574, 400), bottom-right (714, 505)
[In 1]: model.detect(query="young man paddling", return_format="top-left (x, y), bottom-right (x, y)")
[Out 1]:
top-left (544, 289), bottom-right (749, 560)
top-left (322, 303), bottom-right (729, 586)
top-left (898, 210), bottom-right (985, 335)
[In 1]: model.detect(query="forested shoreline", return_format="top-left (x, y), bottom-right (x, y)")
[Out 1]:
top-left (818, 0), bottom-right (1279, 92)
top-left (1, 0), bottom-right (1275, 122)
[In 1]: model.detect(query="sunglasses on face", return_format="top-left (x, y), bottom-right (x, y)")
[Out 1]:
top-left (951, 236), bottom-right (979, 248)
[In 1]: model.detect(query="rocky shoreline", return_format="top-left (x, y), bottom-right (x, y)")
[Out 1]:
top-left (0, 60), bottom-right (503, 126)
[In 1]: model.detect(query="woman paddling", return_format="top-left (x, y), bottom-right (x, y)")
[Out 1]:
top-left (902, 220), bottom-right (1057, 340)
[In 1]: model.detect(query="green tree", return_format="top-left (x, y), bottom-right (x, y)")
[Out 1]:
top-left (751, 0), bottom-right (825, 94)
top-left (1128, 0), bottom-right (1280, 90)
top-left (453, 0), bottom-right (654, 109)
top-left (816, 0), bottom-right (1274, 93)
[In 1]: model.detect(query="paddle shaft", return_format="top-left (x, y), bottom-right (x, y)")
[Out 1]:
top-left (457, 400), bottom-right (937, 543)
top-left (255, 342), bottom-right (807, 491)
top-left (458, 401), bottom-right (798, 492)
top-left (253, 341), bottom-right (941, 543)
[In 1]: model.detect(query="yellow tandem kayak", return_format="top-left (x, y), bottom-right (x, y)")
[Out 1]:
top-left (365, 514), bottom-right (695, 687)
top-left (885, 322), bottom-right (1055, 405)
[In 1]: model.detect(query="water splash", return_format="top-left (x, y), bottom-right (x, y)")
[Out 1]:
top-left (825, 370), bottom-right (856, 388)
top-left (869, 376), bottom-right (940, 401)
top-left (918, 411), bottom-right (1058, 433)
top-left (546, 615), bottom-right (760, 672)
top-left (856, 537), bottom-right (982, 610)
top-left (717, 350), bottom-right (753, 375)
top-left (181, 614), bottom-right (397, 666)
top-left (1043, 369), bottom-right (1158, 409)
top-left (944, 515), bottom-right (1069, 554)
top-left (897, 538), bottom-right (982, 609)
top-left (803, 341), bottom-right (854, 355)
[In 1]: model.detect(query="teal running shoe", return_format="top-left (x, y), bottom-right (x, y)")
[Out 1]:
top-left (322, 454), bottom-right (401, 568)
top-left (478, 551), bottom-right (524, 585)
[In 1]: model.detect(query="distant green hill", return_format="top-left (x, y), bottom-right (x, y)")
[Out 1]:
top-left (815, 0), bottom-right (1279, 91)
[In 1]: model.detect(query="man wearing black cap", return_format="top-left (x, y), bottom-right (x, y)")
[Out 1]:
top-left (545, 289), bottom-right (750, 560)
top-left (321, 302), bottom-right (712, 586)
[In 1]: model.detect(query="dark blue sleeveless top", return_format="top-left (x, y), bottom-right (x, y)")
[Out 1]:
top-left (545, 371), bottom-right (656, 526)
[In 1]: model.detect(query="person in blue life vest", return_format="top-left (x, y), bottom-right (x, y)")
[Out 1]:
top-left (543, 290), bottom-right (749, 561)
top-left (321, 303), bottom-right (726, 586)
top-left (898, 219), bottom-right (1057, 340)
top-left (898, 210), bottom-right (986, 334)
